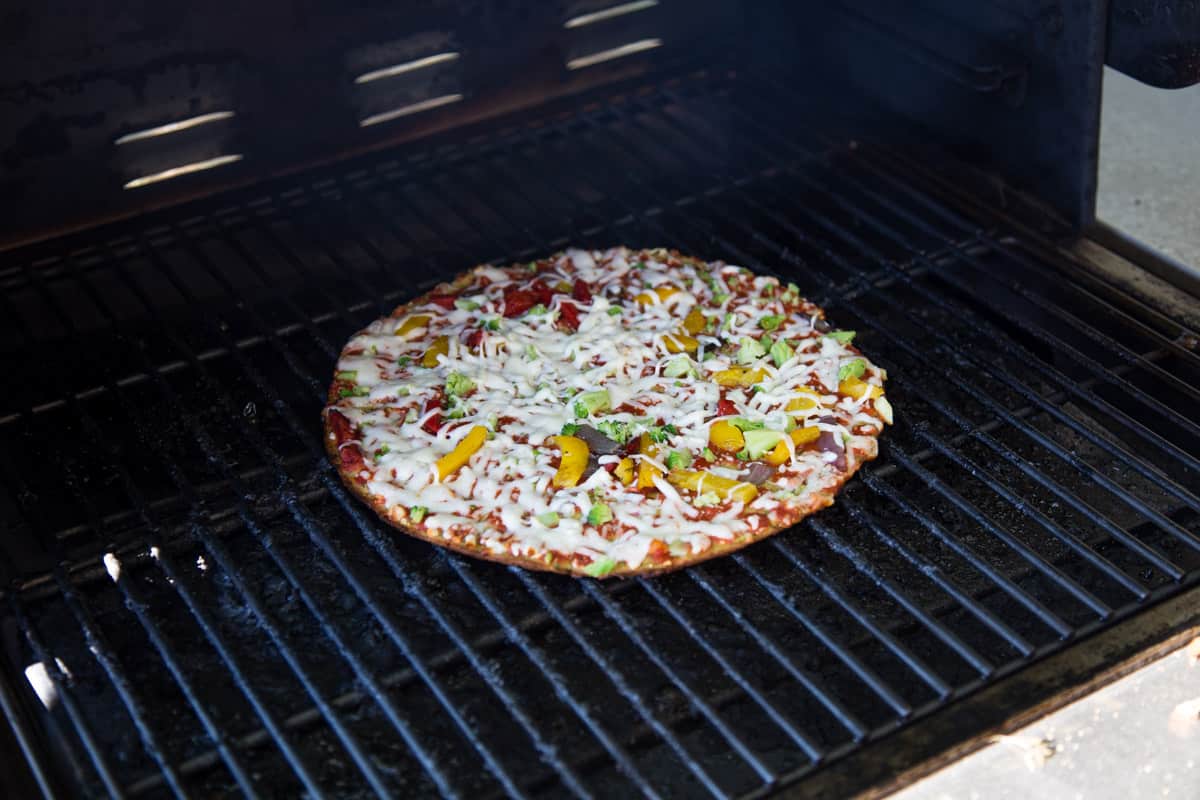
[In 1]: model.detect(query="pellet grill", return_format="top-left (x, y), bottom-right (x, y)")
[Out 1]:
top-left (1, 1), bottom-right (1199, 797)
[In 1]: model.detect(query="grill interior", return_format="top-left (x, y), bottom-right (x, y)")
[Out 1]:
top-left (2, 68), bottom-right (1199, 799)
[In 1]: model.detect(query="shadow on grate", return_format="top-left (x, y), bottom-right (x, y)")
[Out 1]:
top-left (0, 69), bottom-right (1198, 799)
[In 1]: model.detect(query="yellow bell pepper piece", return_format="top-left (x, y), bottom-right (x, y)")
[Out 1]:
top-left (791, 426), bottom-right (821, 446)
top-left (764, 440), bottom-right (791, 466)
top-left (551, 435), bottom-right (589, 488)
top-left (708, 420), bottom-right (745, 452)
top-left (421, 335), bottom-right (450, 368)
top-left (435, 425), bottom-right (488, 481)
top-left (839, 376), bottom-right (884, 400)
top-left (713, 367), bottom-right (767, 387)
top-left (662, 332), bottom-right (699, 353)
top-left (635, 285), bottom-right (679, 307)
top-left (682, 307), bottom-right (707, 335)
top-left (764, 426), bottom-right (821, 466)
top-left (614, 457), bottom-right (635, 486)
top-left (636, 433), bottom-right (663, 489)
top-left (785, 387), bottom-right (821, 412)
top-left (395, 314), bottom-right (431, 337)
top-left (667, 469), bottom-right (758, 504)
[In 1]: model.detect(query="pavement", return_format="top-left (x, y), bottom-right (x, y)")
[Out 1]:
top-left (891, 642), bottom-right (1200, 800)
top-left (888, 68), bottom-right (1200, 800)
top-left (1096, 68), bottom-right (1200, 269)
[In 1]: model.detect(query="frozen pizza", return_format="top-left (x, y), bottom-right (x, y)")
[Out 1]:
top-left (324, 247), bottom-right (892, 578)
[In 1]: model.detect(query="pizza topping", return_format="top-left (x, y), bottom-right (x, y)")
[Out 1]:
top-left (435, 425), bottom-right (488, 481)
top-left (742, 463), bottom-right (777, 485)
top-left (709, 420), bottom-right (745, 452)
top-left (327, 247), bottom-right (888, 574)
top-left (574, 425), bottom-right (623, 455)
top-left (572, 390), bottom-right (611, 418)
top-left (552, 435), bottom-right (589, 488)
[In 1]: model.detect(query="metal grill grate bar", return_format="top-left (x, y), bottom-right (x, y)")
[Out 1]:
top-left (6, 596), bottom-right (127, 797)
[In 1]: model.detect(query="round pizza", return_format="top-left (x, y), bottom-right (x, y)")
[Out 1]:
top-left (324, 247), bottom-right (892, 578)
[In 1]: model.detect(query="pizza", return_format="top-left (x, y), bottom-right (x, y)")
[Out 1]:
top-left (324, 247), bottom-right (891, 578)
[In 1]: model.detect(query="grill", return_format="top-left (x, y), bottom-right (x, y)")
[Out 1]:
top-left (2, 64), bottom-right (1199, 798)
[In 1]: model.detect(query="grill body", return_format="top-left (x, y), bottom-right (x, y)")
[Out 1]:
top-left (2, 3), bottom-right (1199, 799)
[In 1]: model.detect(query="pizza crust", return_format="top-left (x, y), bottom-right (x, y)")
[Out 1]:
top-left (323, 248), bottom-right (889, 578)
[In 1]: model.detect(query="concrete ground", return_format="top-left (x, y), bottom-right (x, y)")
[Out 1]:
top-left (891, 642), bottom-right (1200, 800)
top-left (888, 68), bottom-right (1200, 800)
top-left (1096, 68), bottom-right (1200, 269)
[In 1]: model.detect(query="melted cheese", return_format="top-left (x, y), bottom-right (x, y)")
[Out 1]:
top-left (327, 247), bottom-right (888, 572)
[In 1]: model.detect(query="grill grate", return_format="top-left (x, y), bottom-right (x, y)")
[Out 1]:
top-left (1, 69), bottom-right (1199, 798)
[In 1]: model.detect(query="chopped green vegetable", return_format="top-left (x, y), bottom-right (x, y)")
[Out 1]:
top-left (397, 355), bottom-right (411, 367)
top-left (758, 333), bottom-right (774, 351)
top-left (483, 318), bottom-right (501, 331)
top-left (596, 419), bottom-right (633, 444)
top-left (409, 506), bottom-right (428, 523)
top-left (664, 356), bottom-right (699, 379)
top-left (338, 386), bottom-right (370, 398)
top-left (665, 450), bottom-right (692, 470)
top-left (584, 557), bottom-right (618, 577)
top-left (702, 447), bottom-right (716, 461)
top-left (633, 261), bottom-right (647, 269)
top-left (573, 390), bottom-right (611, 418)
top-left (335, 370), bottom-right (358, 381)
top-left (373, 445), bottom-right (390, 462)
top-left (693, 492), bottom-right (721, 508)
top-left (742, 429), bottom-right (786, 459)
top-left (759, 314), bottom-right (785, 331)
top-left (528, 304), bottom-right (549, 315)
top-left (587, 503), bottom-right (614, 525)
top-left (729, 418), bottom-right (766, 431)
top-left (536, 511), bottom-right (560, 527)
top-left (607, 306), bottom-right (623, 316)
top-left (770, 339), bottom-right (794, 367)
top-left (525, 344), bottom-right (539, 361)
top-left (404, 409), bottom-right (417, 423)
top-left (735, 451), bottom-right (750, 461)
top-left (736, 336), bottom-right (767, 365)
top-left (825, 330), bottom-right (856, 344)
top-left (713, 292), bottom-right (731, 305)
top-left (454, 299), bottom-right (481, 311)
top-left (838, 358), bottom-right (867, 381)
top-left (486, 413), bottom-right (499, 431)
top-left (561, 422), bottom-right (580, 436)
top-left (647, 424), bottom-right (678, 443)
top-left (445, 372), bottom-right (475, 397)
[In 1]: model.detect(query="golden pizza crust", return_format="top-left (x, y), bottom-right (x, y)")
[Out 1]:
top-left (323, 250), bottom-right (884, 579)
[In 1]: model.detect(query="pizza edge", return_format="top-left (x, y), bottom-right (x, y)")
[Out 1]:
top-left (323, 253), bottom-right (883, 579)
